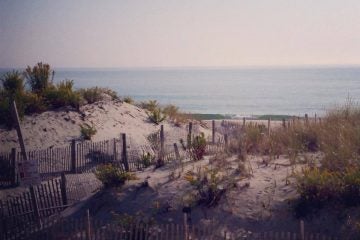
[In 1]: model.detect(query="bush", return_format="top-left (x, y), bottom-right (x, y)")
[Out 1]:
top-left (189, 133), bottom-right (207, 161)
top-left (140, 151), bottom-right (154, 167)
top-left (1, 70), bottom-right (25, 97)
top-left (140, 100), bottom-right (159, 112)
top-left (80, 123), bottom-right (97, 140)
top-left (244, 123), bottom-right (266, 154)
top-left (95, 164), bottom-right (136, 187)
top-left (24, 62), bottom-right (54, 95)
top-left (163, 104), bottom-right (179, 120)
top-left (44, 80), bottom-right (81, 109)
top-left (23, 92), bottom-right (46, 114)
top-left (123, 96), bottom-right (134, 104)
top-left (295, 167), bottom-right (360, 217)
top-left (78, 87), bottom-right (118, 104)
top-left (184, 167), bottom-right (226, 207)
top-left (147, 107), bottom-right (166, 125)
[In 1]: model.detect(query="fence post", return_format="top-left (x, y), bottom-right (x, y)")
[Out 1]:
top-left (173, 143), bottom-right (180, 161)
top-left (212, 120), bottom-right (215, 144)
top-left (70, 140), bottom-right (77, 173)
top-left (121, 133), bottom-right (129, 171)
top-left (224, 134), bottom-right (228, 150)
top-left (60, 172), bottom-right (68, 206)
top-left (160, 125), bottom-right (165, 164)
top-left (187, 122), bottom-right (193, 149)
top-left (243, 117), bottom-right (246, 127)
top-left (86, 209), bottom-right (91, 240)
top-left (10, 100), bottom-right (27, 161)
top-left (300, 220), bottom-right (305, 240)
top-left (113, 138), bottom-right (117, 162)
top-left (184, 213), bottom-right (189, 240)
top-left (315, 113), bottom-right (317, 124)
top-left (282, 118), bottom-right (286, 129)
top-left (11, 148), bottom-right (17, 186)
top-left (174, 143), bottom-right (182, 171)
top-left (305, 114), bottom-right (308, 125)
top-left (29, 185), bottom-right (42, 227)
top-left (267, 118), bottom-right (271, 136)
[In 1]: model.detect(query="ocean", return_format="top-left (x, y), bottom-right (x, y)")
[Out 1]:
top-left (2, 67), bottom-right (360, 117)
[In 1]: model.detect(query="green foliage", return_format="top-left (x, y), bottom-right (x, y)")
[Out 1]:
top-left (184, 167), bottom-right (226, 207)
top-left (23, 92), bottom-right (46, 114)
top-left (123, 96), bottom-right (134, 104)
top-left (44, 80), bottom-right (81, 109)
top-left (80, 123), bottom-right (97, 140)
top-left (140, 100), bottom-right (159, 112)
top-left (95, 164), bottom-right (136, 187)
top-left (244, 123), bottom-right (266, 154)
top-left (147, 107), bottom-right (166, 125)
top-left (24, 62), bottom-right (54, 95)
top-left (140, 151), bottom-right (154, 167)
top-left (77, 87), bottom-right (118, 104)
top-left (1, 71), bottom-right (25, 97)
top-left (162, 104), bottom-right (179, 120)
top-left (295, 167), bottom-right (360, 217)
top-left (189, 133), bottom-right (207, 161)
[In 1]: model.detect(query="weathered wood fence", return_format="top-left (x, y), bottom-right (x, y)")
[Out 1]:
top-left (0, 173), bottom-right (68, 235)
top-left (0, 122), bottom-right (226, 188)
top-left (1, 214), bottom-right (338, 240)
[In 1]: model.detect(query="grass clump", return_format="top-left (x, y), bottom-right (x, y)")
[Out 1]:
top-left (80, 123), bottom-right (97, 140)
top-left (95, 164), bottom-right (136, 187)
top-left (147, 107), bottom-right (166, 125)
top-left (140, 151), bottom-right (154, 167)
top-left (188, 133), bottom-right (207, 161)
top-left (77, 87), bottom-right (118, 104)
top-left (123, 96), bottom-right (134, 104)
top-left (295, 167), bottom-right (360, 217)
top-left (44, 80), bottom-right (81, 109)
top-left (184, 167), bottom-right (227, 207)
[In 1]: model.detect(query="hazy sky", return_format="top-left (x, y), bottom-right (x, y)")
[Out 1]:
top-left (1, 0), bottom-right (360, 68)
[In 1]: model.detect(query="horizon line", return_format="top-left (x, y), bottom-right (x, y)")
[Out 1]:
top-left (1, 63), bottom-right (360, 70)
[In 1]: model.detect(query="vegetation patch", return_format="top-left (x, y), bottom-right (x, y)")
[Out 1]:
top-left (95, 164), bottom-right (136, 187)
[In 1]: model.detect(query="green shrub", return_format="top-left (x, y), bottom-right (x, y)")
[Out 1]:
top-left (44, 80), bottom-right (81, 109)
top-left (295, 167), bottom-right (360, 217)
top-left (23, 92), bottom-right (46, 114)
top-left (184, 167), bottom-right (227, 207)
top-left (140, 100), bottom-right (159, 112)
top-left (80, 123), bottom-right (97, 140)
top-left (1, 71), bottom-right (25, 97)
top-left (24, 62), bottom-right (54, 95)
top-left (95, 164), bottom-right (136, 187)
top-left (147, 107), bottom-right (166, 125)
top-left (123, 96), bottom-right (134, 104)
top-left (163, 104), bottom-right (179, 119)
top-left (189, 133), bottom-right (207, 161)
top-left (140, 151), bottom-right (154, 167)
top-left (78, 87), bottom-right (118, 104)
top-left (342, 169), bottom-right (360, 206)
top-left (243, 123), bottom-right (266, 154)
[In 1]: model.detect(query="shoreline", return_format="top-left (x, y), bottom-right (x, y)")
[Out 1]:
top-left (189, 113), bottom-right (297, 121)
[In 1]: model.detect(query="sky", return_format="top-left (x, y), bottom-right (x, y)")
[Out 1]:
top-left (0, 0), bottom-right (360, 68)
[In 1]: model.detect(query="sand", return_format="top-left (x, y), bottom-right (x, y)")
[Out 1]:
top-left (67, 154), bottom-right (344, 236)
top-left (0, 100), bottom-right (212, 152)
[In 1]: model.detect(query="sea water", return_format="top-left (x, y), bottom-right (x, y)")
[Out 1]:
top-left (2, 67), bottom-right (360, 117)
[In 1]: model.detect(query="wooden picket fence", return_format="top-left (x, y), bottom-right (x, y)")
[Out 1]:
top-left (1, 214), bottom-right (338, 240)
top-left (0, 122), bottom-right (227, 188)
top-left (0, 174), bottom-right (68, 232)
top-left (0, 150), bottom-right (17, 188)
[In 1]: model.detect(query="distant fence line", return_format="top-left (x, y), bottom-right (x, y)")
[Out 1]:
top-left (1, 214), bottom-right (338, 240)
